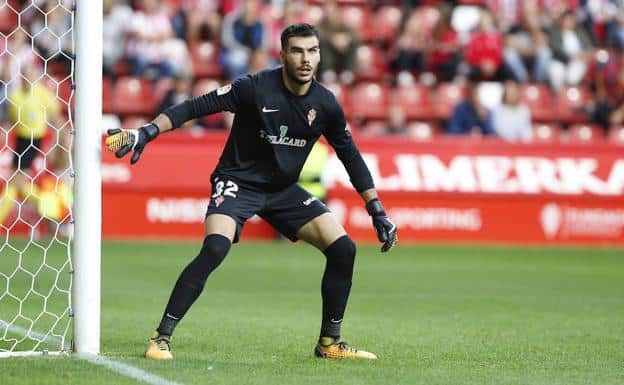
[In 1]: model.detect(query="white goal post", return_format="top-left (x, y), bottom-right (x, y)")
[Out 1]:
top-left (0, 0), bottom-right (101, 357)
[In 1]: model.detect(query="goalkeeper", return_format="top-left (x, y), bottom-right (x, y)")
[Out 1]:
top-left (106, 24), bottom-right (397, 360)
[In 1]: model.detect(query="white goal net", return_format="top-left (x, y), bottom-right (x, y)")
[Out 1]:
top-left (0, 0), bottom-right (75, 357)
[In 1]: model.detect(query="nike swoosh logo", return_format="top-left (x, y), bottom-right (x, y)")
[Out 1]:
top-left (165, 313), bottom-right (180, 320)
top-left (330, 318), bottom-right (342, 324)
top-left (262, 106), bottom-right (279, 113)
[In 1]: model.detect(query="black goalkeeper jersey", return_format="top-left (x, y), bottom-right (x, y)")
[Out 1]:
top-left (163, 67), bottom-right (374, 193)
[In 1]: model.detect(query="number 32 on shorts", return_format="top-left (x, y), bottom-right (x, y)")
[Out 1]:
top-left (212, 179), bottom-right (239, 199)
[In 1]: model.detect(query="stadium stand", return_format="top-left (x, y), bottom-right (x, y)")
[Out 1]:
top-left (4, 0), bottom-right (621, 143)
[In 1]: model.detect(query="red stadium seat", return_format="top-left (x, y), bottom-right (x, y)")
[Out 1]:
top-left (355, 44), bottom-right (387, 81)
top-left (0, 2), bottom-right (18, 34)
top-left (299, 5), bottom-right (323, 25)
top-left (407, 121), bottom-right (439, 141)
top-left (556, 86), bottom-right (591, 123)
top-left (360, 120), bottom-right (387, 137)
top-left (432, 83), bottom-right (467, 119)
top-left (608, 125), bottom-right (624, 144)
top-left (112, 77), bottom-right (155, 116)
top-left (102, 76), bottom-right (113, 114)
top-left (193, 78), bottom-right (221, 96)
top-left (390, 85), bottom-right (433, 120)
top-left (189, 41), bottom-right (222, 79)
top-left (519, 84), bottom-right (554, 122)
top-left (122, 116), bottom-right (149, 129)
top-left (373, 6), bottom-right (402, 42)
top-left (531, 123), bottom-right (561, 143)
top-left (193, 79), bottom-right (223, 127)
top-left (349, 82), bottom-right (390, 121)
top-left (340, 5), bottom-right (373, 41)
top-left (323, 82), bottom-right (351, 118)
top-left (153, 77), bottom-right (175, 106)
top-left (566, 124), bottom-right (604, 143)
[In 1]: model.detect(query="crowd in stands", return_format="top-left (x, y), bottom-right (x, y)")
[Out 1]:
top-left (2, 0), bottom-right (624, 143)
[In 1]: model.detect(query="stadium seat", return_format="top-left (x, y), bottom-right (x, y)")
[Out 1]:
top-left (390, 85), bottom-right (433, 120)
top-left (340, 5), bottom-right (373, 41)
top-left (519, 84), bottom-right (555, 122)
top-left (608, 125), bottom-right (624, 144)
top-left (373, 5), bottom-right (402, 42)
top-left (531, 123), bottom-right (561, 143)
top-left (0, 2), bottom-right (18, 34)
top-left (112, 76), bottom-right (155, 116)
top-left (189, 41), bottom-right (222, 79)
top-left (299, 5), bottom-right (323, 25)
top-left (102, 76), bottom-right (113, 114)
top-left (355, 44), bottom-right (387, 81)
top-left (193, 78), bottom-right (220, 96)
top-left (407, 121), bottom-right (439, 141)
top-left (192, 79), bottom-right (223, 127)
top-left (565, 124), bottom-right (604, 143)
top-left (432, 83), bottom-right (467, 119)
top-left (359, 120), bottom-right (387, 137)
top-left (451, 5), bottom-right (481, 36)
top-left (477, 82), bottom-right (503, 109)
top-left (323, 82), bottom-right (351, 118)
top-left (555, 86), bottom-right (591, 123)
top-left (154, 77), bottom-right (175, 106)
top-left (349, 82), bottom-right (390, 121)
top-left (122, 116), bottom-right (149, 129)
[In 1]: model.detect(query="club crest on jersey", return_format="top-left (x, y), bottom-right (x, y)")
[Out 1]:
top-left (307, 108), bottom-right (316, 126)
top-left (259, 125), bottom-right (307, 147)
top-left (217, 84), bottom-right (231, 95)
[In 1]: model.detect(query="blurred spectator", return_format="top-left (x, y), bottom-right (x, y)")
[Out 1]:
top-left (590, 46), bottom-right (624, 128)
top-left (0, 63), bottom-right (64, 225)
top-left (103, 0), bottom-right (132, 77)
top-left (126, 0), bottom-right (190, 79)
top-left (427, 3), bottom-right (460, 82)
top-left (318, 0), bottom-right (360, 84)
top-left (179, 0), bottom-right (221, 43)
top-left (590, 47), bottom-right (624, 128)
top-left (548, 10), bottom-right (593, 90)
top-left (30, 0), bottom-right (73, 65)
top-left (0, 30), bottom-right (40, 92)
top-left (298, 141), bottom-right (329, 202)
top-left (487, 0), bottom-right (523, 33)
top-left (221, 0), bottom-right (268, 80)
top-left (606, 9), bottom-right (624, 48)
top-left (386, 105), bottom-right (408, 135)
top-left (156, 74), bottom-right (193, 115)
top-left (268, 0), bottom-right (302, 58)
top-left (503, 13), bottom-right (552, 83)
top-left (446, 82), bottom-right (495, 136)
top-left (465, 10), bottom-right (506, 81)
top-left (491, 80), bottom-right (532, 141)
top-left (390, 9), bottom-right (429, 76)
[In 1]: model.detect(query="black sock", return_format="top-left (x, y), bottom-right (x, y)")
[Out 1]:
top-left (319, 235), bottom-right (356, 339)
top-left (156, 234), bottom-right (231, 336)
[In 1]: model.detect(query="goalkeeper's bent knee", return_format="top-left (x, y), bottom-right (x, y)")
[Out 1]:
top-left (181, 234), bottom-right (232, 287)
top-left (323, 235), bottom-right (356, 276)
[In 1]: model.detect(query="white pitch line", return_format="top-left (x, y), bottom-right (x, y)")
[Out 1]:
top-left (1, 321), bottom-right (184, 385)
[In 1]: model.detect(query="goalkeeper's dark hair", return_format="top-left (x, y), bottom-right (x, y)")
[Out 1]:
top-left (280, 23), bottom-right (319, 50)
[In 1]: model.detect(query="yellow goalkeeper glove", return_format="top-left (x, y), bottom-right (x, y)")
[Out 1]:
top-left (105, 123), bottom-right (159, 164)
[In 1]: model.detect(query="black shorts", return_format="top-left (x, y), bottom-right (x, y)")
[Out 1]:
top-left (205, 176), bottom-right (330, 243)
top-left (12, 137), bottom-right (42, 170)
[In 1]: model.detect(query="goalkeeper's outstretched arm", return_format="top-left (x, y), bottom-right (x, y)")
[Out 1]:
top-left (106, 75), bottom-right (254, 164)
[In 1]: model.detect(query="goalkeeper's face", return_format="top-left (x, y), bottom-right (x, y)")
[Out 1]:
top-left (281, 36), bottom-right (320, 85)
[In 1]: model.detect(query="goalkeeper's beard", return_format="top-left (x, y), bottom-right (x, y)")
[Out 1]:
top-left (284, 61), bottom-right (315, 85)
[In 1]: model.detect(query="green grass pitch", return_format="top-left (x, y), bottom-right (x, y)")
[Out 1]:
top-left (2, 240), bottom-right (623, 385)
